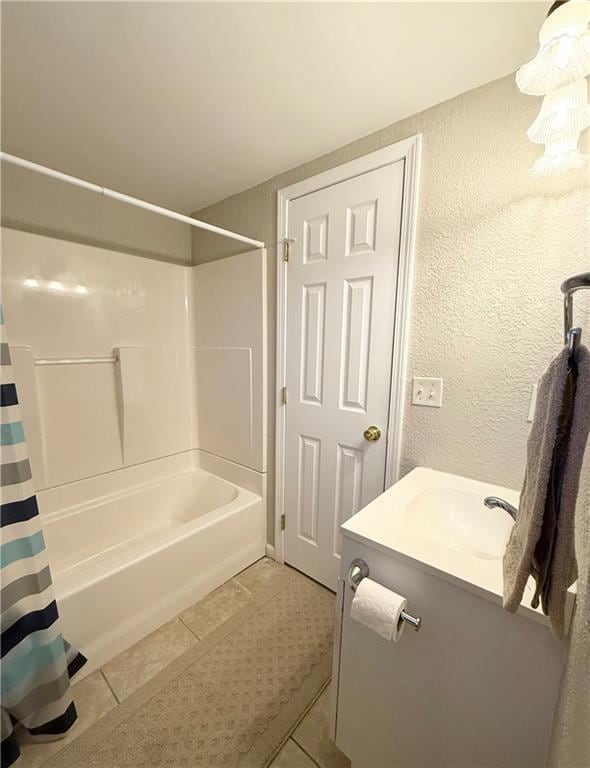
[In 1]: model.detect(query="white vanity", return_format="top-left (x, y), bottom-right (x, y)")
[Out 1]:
top-left (331, 468), bottom-right (573, 768)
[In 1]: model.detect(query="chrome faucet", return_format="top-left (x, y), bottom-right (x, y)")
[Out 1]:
top-left (484, 496), bottom-right (518, 521)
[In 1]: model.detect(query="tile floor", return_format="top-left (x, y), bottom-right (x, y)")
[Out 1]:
top-left (17, 558), bottom-right (349, 768)
top-left (272, 683), bottom-right (350, 768)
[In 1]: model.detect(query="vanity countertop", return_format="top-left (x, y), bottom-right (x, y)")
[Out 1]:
top-left (341, 467), bottom-right (575, 626)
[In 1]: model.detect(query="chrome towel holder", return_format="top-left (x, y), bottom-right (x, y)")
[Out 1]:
top-left (561, 271), bottom-right (590, 358)
top-left (347, 558), bottom-right (422, 631)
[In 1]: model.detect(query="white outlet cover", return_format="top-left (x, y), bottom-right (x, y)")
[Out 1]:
top-left (412, 377), bottom-right (443, 408)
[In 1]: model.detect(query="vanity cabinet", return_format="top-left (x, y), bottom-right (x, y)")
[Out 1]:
top-left (331, 469), bottom-right (569, 768)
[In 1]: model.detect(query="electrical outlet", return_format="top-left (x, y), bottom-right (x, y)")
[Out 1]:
top-left (412, 377), bottom-right (443, 408)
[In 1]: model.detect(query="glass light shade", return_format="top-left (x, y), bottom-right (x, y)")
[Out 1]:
top-left (516, 0), bottom-right (590, 95)
top-left (539, 0), bottom-right (590, 44)
top-left (530, 135), bottom-right (589, 177)
top-left (527, 79), bottom-right (590, 143)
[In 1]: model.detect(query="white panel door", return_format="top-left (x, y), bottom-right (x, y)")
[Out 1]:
top-left (284, 161), bottom-right (405, 588)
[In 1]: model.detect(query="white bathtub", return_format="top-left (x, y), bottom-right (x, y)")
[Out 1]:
top-left (37, 451), bottom-right (266, 675)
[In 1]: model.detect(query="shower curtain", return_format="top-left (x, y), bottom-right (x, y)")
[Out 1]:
top-left (0, 305), bottom-right (86, 768)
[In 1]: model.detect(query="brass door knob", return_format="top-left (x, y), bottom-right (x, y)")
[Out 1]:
top-left (363, 425), bottom-right (381, 442)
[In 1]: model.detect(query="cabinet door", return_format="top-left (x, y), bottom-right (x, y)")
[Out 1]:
top-left (334, 540), bottom-right (565, 768)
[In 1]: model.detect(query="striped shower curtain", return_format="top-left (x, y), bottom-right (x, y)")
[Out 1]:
top-left (1, 305), bottom-right (86, 767)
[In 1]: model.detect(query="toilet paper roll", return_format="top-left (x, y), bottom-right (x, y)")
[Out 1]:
top-left (350, 577), bottom-right (408, 642)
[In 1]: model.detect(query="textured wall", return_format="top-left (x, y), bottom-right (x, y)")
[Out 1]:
top-left (1, 163), bottom-right (191, 264)
top-left (191, 75), bottom-right (589, 546)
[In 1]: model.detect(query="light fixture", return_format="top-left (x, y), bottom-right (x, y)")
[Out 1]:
top-left (530, 135), bottom-right (588, 176)
top-left (517, 0), bottom-right (590, 177)
top-left (517, 0), bottom-right (590, 95)
top-left (527, 79), bottom-right (590, 143)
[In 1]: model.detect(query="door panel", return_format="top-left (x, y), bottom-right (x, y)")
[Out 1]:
top-left (284, 161), bottom-right (405, 588)
top-left (301, 283), bottom-right (326, 405)
top-left (340, 276), bottom-right (373, 412)
top-left (297, 434), bottom-right (321, 544)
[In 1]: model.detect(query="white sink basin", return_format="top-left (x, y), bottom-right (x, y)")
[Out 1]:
top-left (403, 487), bottom-right (514, 561)
top-left (341, 467), bottom-right (574, 624)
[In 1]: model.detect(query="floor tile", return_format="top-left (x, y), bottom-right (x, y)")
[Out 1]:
top-left (234, 557), bottom-right (288, 595)
top-left (271, 738), bottom-right (318, 768)
top-left (293, 684), bottom-right (351, 768)
top-left (179, 578), bottom-right (251, 638)
top-left (17, 670), bottom-right (117, 768)
top-left (101, 617), bottom-right (197, 701)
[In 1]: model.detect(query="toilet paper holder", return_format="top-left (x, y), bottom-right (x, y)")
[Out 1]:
top-left (347, 558), bottom-right (422, 631)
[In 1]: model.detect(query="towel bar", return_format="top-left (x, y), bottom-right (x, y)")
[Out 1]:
top-left (34, 356), bottom-right (118, 366)
top-left (561, 271), bottom-right (589, 346)
top-left (347, 558), bottom-right (422, 631)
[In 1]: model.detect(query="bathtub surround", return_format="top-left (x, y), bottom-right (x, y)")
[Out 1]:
top-left (1, 228), bottom-right (193, 487)
top-left (40, 565), bottom-right (334, 768)
top-left (1, 227), bottom-right (267, 488)
top-left (190, 249), bottom-right (267, 472)
top-left (1, 228), bottom-right (268, 672)
top-left (190, 74), bottom-right (590, 547)
top-left (0, 311), bottom-right (86, 768)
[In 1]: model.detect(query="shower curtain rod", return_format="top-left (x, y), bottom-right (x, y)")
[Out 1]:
top-left (0, 152), bottom-right (265, 250)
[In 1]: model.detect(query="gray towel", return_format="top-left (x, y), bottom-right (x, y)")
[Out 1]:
top-left (503, 344), bottom-right (590, 637)
top-left (530, 365), bottom-right (576, 611)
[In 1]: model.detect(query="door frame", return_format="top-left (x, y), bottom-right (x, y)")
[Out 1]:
top-left (274, 134), bottom-right (422, 565)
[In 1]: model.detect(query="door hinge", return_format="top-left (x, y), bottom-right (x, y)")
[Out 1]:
top-left (281, 386), bottom-right (288, 405)
top-left (283, 239), bottom-right (290, 262)
top-left (281, 514), bottom-right (286, 530)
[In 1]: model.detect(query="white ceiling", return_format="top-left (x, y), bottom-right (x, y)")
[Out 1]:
top-left (2, 2), bottom-right (545, 213)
